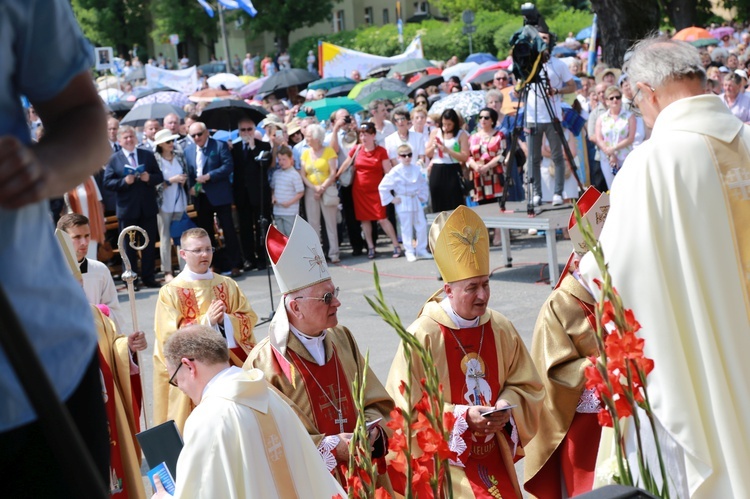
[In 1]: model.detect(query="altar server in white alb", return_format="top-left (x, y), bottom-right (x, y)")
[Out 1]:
top-left (580, 36), bottom-right (750, 498)
top-left (378, 143), bottom-right (431, 262)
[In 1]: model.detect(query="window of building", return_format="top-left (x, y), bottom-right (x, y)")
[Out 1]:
top-left (364, 7), bottom-right (373, 26)
top-left (414, 1), bottom-right (429, 14)
top-left (383, 8), bottom-right (390, 24)
top-left (334, 10), bottom-right (346, 32)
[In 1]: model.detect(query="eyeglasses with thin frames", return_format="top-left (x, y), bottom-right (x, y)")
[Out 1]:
top-left (293, 287), bottom-right (340, 305)
top-left (168, 358), bottom-right (194, 387)
top-left (183, 247), bottom-right (215, 255)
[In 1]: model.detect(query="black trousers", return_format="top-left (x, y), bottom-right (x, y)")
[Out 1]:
top-left (236, 200), bottom-right (270, 268)
top-left (119, 214), bottom-right (158, 282)
top-left (339, 184), bottom-right (364, 253)
top-left (0, 352), bottom-right (109, 498)
top-left (195, 194), bottom-right (242, 270)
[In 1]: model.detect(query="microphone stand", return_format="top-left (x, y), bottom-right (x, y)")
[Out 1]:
top-left (254, 149), bottom-right (276, 325)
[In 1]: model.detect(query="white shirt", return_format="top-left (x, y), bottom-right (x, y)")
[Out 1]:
top-left (384, 130), bottom-right (425, 162)
top-left (525, 57), bottom-right (574, 124)
top-left (290, 325), bottom-right (328, 366)
top-left (160, 156), bottom-right (187, 212)
top-left (196, 146), bottom-right (206, 177)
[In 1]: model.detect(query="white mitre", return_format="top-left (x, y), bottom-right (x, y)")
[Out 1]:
top-left (266, 216), bottom-right (332, 354)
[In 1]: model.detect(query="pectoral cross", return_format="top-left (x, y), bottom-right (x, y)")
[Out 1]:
top-left (335, 410), bottom-right (348, 433)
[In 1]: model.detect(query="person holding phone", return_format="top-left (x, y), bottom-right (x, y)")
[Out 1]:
top-left (387, 206), bottom-right (544, 499)
top-left (425, 109), bottom-right (470, 213)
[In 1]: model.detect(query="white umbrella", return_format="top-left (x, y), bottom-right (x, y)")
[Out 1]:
top-left (207, 73), bottom-right (244, 90)
top-left (441, 62), bottom-right (480, 81)
top-left (98, 88), bottom-right (124, 103)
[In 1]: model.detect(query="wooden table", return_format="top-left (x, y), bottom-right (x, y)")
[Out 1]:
top-left (426, 202), bottom-right (572, 288)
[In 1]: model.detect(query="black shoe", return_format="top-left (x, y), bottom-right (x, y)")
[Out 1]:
top-left (243, 260), bottom-right (257, 271)
top-left (141, 279), bottom-right (162, 289)
top-left (351, 248), bottom-right (364, 257)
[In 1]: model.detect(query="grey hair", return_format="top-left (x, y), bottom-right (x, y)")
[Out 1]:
top-left (623, 35), bottom-right (706, 89)
top-left (485, 89), bottom-right (503, 104)
top-left (306, 123), bottom-right (326, 143)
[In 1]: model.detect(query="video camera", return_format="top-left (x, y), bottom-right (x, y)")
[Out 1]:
top-left (509, 3), bottom-right (553, 84)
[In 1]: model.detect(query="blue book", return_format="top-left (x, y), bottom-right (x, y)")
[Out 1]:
top-left (124, 163), bottom-right (146, 176)
top-left (147, 462), bottom-right (176, 495)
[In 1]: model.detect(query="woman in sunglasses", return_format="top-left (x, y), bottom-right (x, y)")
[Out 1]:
top-left (339, 122), bottom-right (402, 259)
top-left (594, 85), bottom-right (636, 189)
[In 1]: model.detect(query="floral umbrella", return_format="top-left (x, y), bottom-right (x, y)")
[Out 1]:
top-left (133, 91), bottom-right (190, 109)
top-left (429, 90), bottom-right (488, 120)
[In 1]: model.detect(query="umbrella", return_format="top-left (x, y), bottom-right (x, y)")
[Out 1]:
top-left (238, 75), bottom-right (257, 84)
top-left (387, 58), bottom-right (435, 77)
top-left (297, 97), bottom-right (363, 121)
top-left (236, 76), bottom-right (269, 99)
top-left (367, 64), bottom-right (396, 78)
top-left (690, 38), bottom-right (719, 48)
top-left (408, 74), bottom-right (444, 96)
top-left (135, 86), bottom-right (174, 99)
top-left (467, 71), bottom-right (496, 86)
top-left (199, 100), bottom-right (268, 131)
top-left (552, 46), bottom-right (577, 58)
top-left (125, 67), bottom-right (146, 82)
top-left (347, 78), bottom-right (379, 99)
top-left (441, 62), bottom-right (480, 81)
top-left (207, 73), bottom-right (244, 90)
top-left (465, 53), bottom-right (498, 65)
top-left (258, 68), bottom-right (320, 94)
top-left (308, 77), bottom-right (356, 91)
top-left (464, 61), bottom-right (508, 84)
top-left (325, 83), bottom-right (356, 98)
top-left (355, 89), bottom-right (409, 107)
top-left (133, 91), bottom-right (190, 109)
top-left (429, 90), bottom-right (487, 119)
top-left (354, 78), bottom-right (410, 101)
top-left (673, 27), bottom-right (716, 42)
top-left (120, 103), bottom-right (185, 127)
top-left (98, 88), bottom-right (123, 103)
top-left (189, 88), bottom-right (234, 103)
top-left (576, 26), bottom-right (592, 41)
top-left (711, 26), bottom-right (734, 40)
top-left (106, 100), bottom-right (135, 118)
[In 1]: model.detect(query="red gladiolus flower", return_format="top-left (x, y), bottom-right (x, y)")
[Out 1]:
top-left (387, 408), bottom-right (405, 433)
top-left (389, 448), bottom-right (408, 474)
top-left (375, 488), bottom-right (392, 499)
top-left (389, 428), bottom-right (407, 454)
top-left (414, 390), bottom-right (431, 414)
top-left (598, 408), bottom-right (613, 427)
top-left (412, 412), bottom-right (431, 431)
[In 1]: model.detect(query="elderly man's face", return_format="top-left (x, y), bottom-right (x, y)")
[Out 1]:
top-left (289, 280), bottom-right (340, 335)
top-left (494, 71), bottom-right (510, 89)
top-left (189, 124), bottom-right (209, 147)
top-left (446, 275), bottom-right (490, 320)
top-left (238, 119), bottom-right (256, 142)
top-left (164, 114), bottom-right (180, 133)
top-left (107, 119), bottom-right (120, 142)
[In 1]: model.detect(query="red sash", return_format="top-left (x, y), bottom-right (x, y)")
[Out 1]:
top-left (441, 323), bottom-right (516, 499)
top-left (287, 347), bottom-right (357, 436)
top-left (98, 348), bottom-right (128, 498)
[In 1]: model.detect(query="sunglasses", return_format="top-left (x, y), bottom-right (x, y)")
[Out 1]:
top-left (495, 76), bottom-right (508, 81)
top-left (239, 127), bottom-right (254, 132)
top-left (608, 95), bottom-right (622, 101)
top-left (190, 131), bottom-right (206, 138)
top-left (293, 287), bottom-right (340, 305)
top-left (399, 153), bottom-right (413, 157)
top-left (478, 115), bottom-right (492, 120)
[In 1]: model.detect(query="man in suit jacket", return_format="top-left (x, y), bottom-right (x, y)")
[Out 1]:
top-left (232, 117), bottom-right (272, 270)
top-left (103, 125), bottom-right (164, 288)
top-left (184, 121), bottom-right (242, 276)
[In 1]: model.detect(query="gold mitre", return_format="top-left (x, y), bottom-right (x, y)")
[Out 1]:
top-left (429, 206), bottom-right (489, 283)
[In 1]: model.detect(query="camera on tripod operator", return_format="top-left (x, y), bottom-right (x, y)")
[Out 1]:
top-left (508, 3), bottom-right (555, 86)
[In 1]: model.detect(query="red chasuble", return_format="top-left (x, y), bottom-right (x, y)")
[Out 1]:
top-left (97, 349), bottom-right (128, 498)
top-left (286, 347), bottom-right (357, 435)
top-left (441, 323), bottom-right (517, 499)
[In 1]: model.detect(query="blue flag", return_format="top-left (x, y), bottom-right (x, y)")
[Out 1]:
top-left (196, 0), bottom-right (214, 17)
top-left (239, 0), bottom-right (258, 17)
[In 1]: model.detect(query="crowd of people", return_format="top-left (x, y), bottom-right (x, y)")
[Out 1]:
top-left (4, 1), bottom-right (750, 497)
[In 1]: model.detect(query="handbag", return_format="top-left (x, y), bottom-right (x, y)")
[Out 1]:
top-left (337, 144), bottom-right (360, 188)
top-left (322, 184), bottom-right (340, 207)
top-left (169, 189), bottom-right (196, 245)
top-left (456, 167), bottom-right (474, 197)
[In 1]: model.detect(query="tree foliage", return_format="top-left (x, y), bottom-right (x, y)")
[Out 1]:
top-left (71, 0), bottom-right (150, 56)
top-left (590, 0), bottom-right (660, 67)
top-left (242, 0), bottom-right (337, 51)
top-left (150, 0), bottom-right (218, 64)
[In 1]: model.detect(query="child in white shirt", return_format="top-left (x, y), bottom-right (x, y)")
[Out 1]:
top-left (271, 146), bottom-right (304, 236)
top-left (378, 144), bottom-right (431, 262)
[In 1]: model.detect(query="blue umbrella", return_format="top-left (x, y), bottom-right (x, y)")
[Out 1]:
top-left (576, 26), bottom-right (592, 41)
top-left (296, 97), bottom-right (364, 121)
top-left (552, 46), bottom-right (577, 58)
top-left (308, 77), bottom-right (356, 91)
top-left (465, 53), bottom-right (498, 65)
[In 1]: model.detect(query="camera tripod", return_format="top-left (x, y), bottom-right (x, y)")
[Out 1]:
top-left (506, 65), bottom-right (583, 216)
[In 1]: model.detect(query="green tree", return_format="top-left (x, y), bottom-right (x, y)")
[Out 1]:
top-left (71, 0), bottom-right (150, 57)
top-left (590, 0), bottom-right (660, 67)
top-left (242, 0), bottom-right (337, 52)
top-left (150, 0), bottom-right (219, 66)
